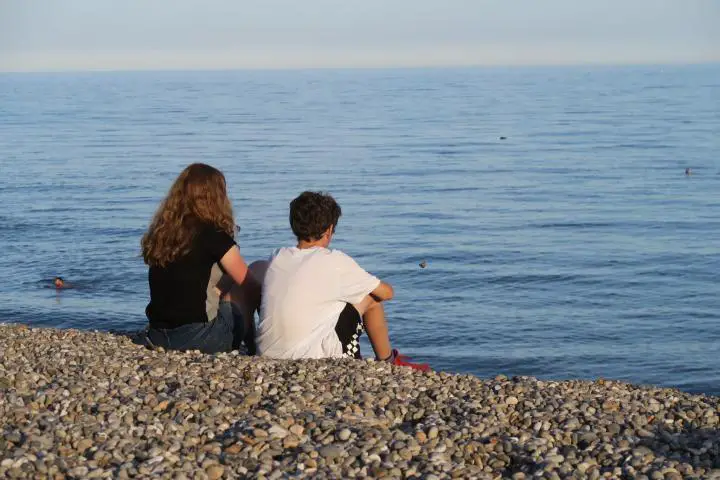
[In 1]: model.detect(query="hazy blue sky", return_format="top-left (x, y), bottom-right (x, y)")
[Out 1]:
top-left (1, 0), bottom-right (718, 71)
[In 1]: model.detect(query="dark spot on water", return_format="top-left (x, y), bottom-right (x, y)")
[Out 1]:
top-left (499, 136), bottom-right (507, 140)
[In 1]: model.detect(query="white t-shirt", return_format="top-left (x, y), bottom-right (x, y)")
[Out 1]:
top-left (256, 246), bottom-right (380, 359)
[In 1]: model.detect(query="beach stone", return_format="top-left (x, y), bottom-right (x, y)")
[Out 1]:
top-left (320, 445), bottom-right (344, 459)
top-left (603, 400), bottom-right (620, 412)
top-left (607, 423), bottom-right (622, 435)
top-left (579, 432), bottom-right (598, 446)
top-left (70, 466), bottom-right (89, 477)
top-left (4, 432), bottom-right (22, 444)
top-left (205, 465), bottom-right (224, 479)
top-left (76, 438), bottom-right (94, 453)
top-left (268, 425), bottom-right (288, 439)
top-left (253, 428), bottom-right (269, 438)
top-left (244, 392), bottom-right (261, 405)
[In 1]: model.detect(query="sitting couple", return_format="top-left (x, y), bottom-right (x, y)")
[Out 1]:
top-left (142, 163), bottom-right (427, 371)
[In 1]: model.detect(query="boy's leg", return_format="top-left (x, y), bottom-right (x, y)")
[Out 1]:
top-left (353, 295), bottom-right (392, 361)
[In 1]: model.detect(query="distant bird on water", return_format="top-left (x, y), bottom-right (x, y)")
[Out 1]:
top-left (419, 261), bottom-right (427, 269)
top-left (685, 168), bottom-right (692, 176)
top-left (499, 136), bottom-right (507, 140)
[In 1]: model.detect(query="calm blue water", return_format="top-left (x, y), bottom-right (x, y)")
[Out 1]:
top-left (1, 65), bottom-right (719, 395)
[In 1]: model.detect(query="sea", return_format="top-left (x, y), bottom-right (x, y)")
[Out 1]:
top-left (1, 65), bottom-right (718, 396)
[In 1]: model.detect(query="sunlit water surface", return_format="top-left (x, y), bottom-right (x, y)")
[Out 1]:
top-left (1, 65), bottom-right (718, 395)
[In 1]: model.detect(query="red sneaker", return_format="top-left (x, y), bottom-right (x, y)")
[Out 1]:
top-left (390, 349), bottom-right (431, 372)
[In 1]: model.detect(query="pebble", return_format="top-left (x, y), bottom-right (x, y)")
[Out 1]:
top-left (205, 465), bottom-right (224, 479)
top-left (268, 425), bottom-right (288, 439)
top-left (0, 324), bottom-right (717, 479)
top-left (319, 445), bottom-right (343, 459)
top-left (76, 438), bottom-right (93, 453)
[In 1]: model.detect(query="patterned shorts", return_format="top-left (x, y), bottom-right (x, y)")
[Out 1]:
top-left (335, 303), bottom-right (364, 359)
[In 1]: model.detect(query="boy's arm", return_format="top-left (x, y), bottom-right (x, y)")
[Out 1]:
top-left (370, 281), bottom-right (394, 302)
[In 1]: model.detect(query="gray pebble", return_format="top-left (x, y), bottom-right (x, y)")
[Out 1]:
top-left (319, 445), bottom-right (344, 459)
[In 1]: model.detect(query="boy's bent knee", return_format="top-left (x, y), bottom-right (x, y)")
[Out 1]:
top-left (353, 295), bottom-right (382, 317)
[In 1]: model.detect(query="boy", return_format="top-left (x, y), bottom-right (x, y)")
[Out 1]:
top-left (256, 191), bottom-right (428, 370)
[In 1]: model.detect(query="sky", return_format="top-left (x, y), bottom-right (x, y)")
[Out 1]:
top-left (1, 0), bottom-right (719, 72)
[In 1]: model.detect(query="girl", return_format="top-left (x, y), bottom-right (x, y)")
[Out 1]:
top-left (141, 163), bottom-right (259, 353)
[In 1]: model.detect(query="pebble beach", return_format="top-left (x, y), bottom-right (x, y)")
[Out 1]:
top-left (1, 324), bottom-right (718, 479)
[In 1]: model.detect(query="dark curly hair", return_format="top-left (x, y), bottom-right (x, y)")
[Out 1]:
top-left (289, 191), bottom-right (342, 242)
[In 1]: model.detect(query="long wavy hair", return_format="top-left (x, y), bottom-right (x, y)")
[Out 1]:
top-left (142, 163), bottom-right (235, 267)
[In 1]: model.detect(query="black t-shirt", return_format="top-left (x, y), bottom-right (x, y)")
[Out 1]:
top-left (146, 225), bottom-right (236, 329)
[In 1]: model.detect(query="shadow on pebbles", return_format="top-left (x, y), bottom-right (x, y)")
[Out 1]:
top-left (0, 324), bottom-right (719, 479)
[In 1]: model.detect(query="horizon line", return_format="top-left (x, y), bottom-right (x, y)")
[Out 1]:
top-left (1, 59), bottom-right (719, 75)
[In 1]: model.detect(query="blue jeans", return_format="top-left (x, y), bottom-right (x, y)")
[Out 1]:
top-left (145, 301), bottom-right (244, 354)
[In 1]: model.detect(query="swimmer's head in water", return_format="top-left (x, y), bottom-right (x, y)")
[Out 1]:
top-left (54, 277), bottom-right (64, 288)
